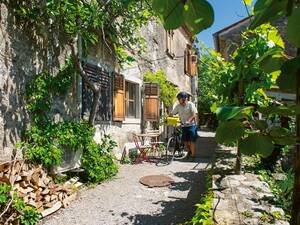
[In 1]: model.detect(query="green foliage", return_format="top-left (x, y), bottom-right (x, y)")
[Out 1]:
top-left (197, 44), bottom-right (234, 113)
top-left (23, 56), bottom-right (104, 170)
top-left (244, 155), bottom-right (294, 219)
top-left (152, 0), bottom-right (184, 30)
top-left (250, 0), bottom-right (289, 29)
top-left (239, 134), bottom-right (274, 157)
top-left (152, 0), bottom-right (214, 34)
top-left (258, 169), bottom-right (294, 217)
top-left (277, 56), bottom-right (300, 92)
top-left (144, 70), bottom-right (179, 108)
top-left (231, 26), bottom-right (282, 106)
top-left (188, 173), bottom-right (213, 225)
top-left (242, 210), bottom-right (254, 218)
top-left (22, 41), bottom-right (118, 184)
top-left (15, 0), bottom-right (152, 65)
top-left (183, 0), bottom-right (214, 34)
top-left (216, 106), bottom-right (253, 122)
top-left (81, 135), bottom-right (118, 183)
top-left (26, 57), bottom-right (76, 124)
top-left (0, 183), bottom-right (10, 205)
top-left (20, 206), bottom-right (40, 225)
top-left (287, 7), bottom-right (300, 47)
top-left (0, 183), bottom-right (40, 225)
top-left (22, 121), bottom-right (94, 169)
top-left (216, 120), bottom-right (245, 145)
top-left (198, 24), bottom-right (282, 114)
top-left (189, 192), bottom-right (213, 225)
top-left (215, 103), bottom-right (298, 158)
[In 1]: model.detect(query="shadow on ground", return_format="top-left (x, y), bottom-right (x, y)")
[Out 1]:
top-left (122, 170), bottom-right (207, 225)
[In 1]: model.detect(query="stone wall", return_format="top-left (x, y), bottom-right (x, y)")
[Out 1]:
top-left (139, 20), bottom-right (192, 94)
top-left (0, 3), bottom-right (80, 161)
top-left (213, 146), bottom-right (289, 225)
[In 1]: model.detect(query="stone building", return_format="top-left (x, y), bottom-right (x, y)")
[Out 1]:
top-left (0, 1), bottom-right (197, 162)
top-left (90, 20), bottom-right (197, 157)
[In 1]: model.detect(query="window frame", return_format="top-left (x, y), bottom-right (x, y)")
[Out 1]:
top-left (166, 30), bottom-right (175, 58)
top-left (125, 80), bottom-right (139, 118)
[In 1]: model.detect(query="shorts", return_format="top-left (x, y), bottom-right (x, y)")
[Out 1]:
top-left (181, 125), bottom-right (198, 142)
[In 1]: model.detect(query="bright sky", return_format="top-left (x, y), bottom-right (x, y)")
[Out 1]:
top-left (196, 0), bottom-right (253, 49)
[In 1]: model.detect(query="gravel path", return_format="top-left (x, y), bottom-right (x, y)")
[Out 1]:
top-left (41, 131), bottom-right (215, 225)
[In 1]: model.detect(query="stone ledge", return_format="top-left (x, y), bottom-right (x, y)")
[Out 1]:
top-left (212, 146), bottom-right (289, 225)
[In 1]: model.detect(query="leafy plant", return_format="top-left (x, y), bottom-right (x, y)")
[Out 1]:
top-left (197, 43), bottom-right (234, 113)
top-left (188, 172), bottom-right (213, 225)
top-left (15, 1), bottom-right (152, 65)
top-left (0, 183), bottom-right (40, 225)
top-left (144, 70), bottom-right (179, 109)
top-left (81, 135), bottom-right (118, 183)
top-left (152, 0), bottom-right (214, 34)
top-left (25, 57), bottom-right (76, 125)
top-left (242, 210), bottom-right (254, 218)
top-left (189, 191), bottom-right (213, 225)
top-left (22, 121), bottom-right (94, 169)
top-left (258, 169), bottom-right (293, 217)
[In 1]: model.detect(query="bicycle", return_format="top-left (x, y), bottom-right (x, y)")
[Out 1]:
top-left (166, 124), bottom-right (190, 162)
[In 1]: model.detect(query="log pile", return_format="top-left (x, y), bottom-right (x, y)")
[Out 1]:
top-left (0, 160), bottom-right (78, 218)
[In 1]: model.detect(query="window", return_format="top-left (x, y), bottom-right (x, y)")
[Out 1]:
top-left (166, 30), bottom-right (175, 58)
top-left (125, 81), bottom-right (139, 118)
top-left (184, 44), bottom-right (198, 76)
top-left (82, 63), bottom-right (112, 122)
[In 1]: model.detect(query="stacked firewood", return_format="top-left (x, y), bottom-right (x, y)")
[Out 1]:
top-left (0, 160), bottom-right (79, 218)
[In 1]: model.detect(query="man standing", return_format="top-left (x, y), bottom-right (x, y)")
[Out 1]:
top-left (171, 91), bottom-right (198, 158)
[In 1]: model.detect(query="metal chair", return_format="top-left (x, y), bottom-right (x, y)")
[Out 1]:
top-left (132, 134), bottom-right (152, 163)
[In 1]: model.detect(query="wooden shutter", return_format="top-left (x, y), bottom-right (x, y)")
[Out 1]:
top-left (185, 45), bottom-right (192, 75)
top-left (144, 82), bottom-right (160, 122)
top-left (113, 73), bottom-right (125, 121)
top-left (190, 55), bottom-right (198, 76)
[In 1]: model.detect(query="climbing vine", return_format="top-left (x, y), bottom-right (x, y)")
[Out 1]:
top-left (21, 56), bottom-right (118, 183)
top-left (144, 70), bottom-right (179, 109)
top-left (25, 57), bottom-right (76, 125)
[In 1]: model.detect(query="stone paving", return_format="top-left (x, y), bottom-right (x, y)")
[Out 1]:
top-left (213, 147), bottom-right (289, 225)
top-left (40, 131), bottom-right (215, 225)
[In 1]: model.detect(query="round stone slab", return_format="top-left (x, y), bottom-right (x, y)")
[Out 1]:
top-left (139, 175), bottom-right (174, 188)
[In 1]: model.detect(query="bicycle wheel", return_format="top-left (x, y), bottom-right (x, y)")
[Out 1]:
top-left (172, 138), bottom-right (187, 159)
top-left (166, 136), bottom-right (176, 163)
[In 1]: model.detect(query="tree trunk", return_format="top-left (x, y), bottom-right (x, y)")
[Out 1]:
top-left (69, 42), bottom-right (100, 126)
top-left (235, 80), bottom-right (244, 175)
top-left (89, 90), bottom-right (101, 126)
top-left (291, 48), bottom-right (300, 225)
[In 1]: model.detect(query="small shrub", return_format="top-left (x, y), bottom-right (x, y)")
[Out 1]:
top-left (22, 121), bottom-right (94, 169)
top-left (242, 210), bottom-right (254, 218)
top-left (0, 183), bottom-right (40, 225)
top-left (189, 191), bottom-right (213, 225)
top-left (81, 135), bottom-right (118, 183)
top-left (188, 173), bottom-right (213, 225)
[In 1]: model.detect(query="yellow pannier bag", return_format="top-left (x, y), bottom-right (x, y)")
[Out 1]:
top-left (166, 117), bottom-right (180, 126)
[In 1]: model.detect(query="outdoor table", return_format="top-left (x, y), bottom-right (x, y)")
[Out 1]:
top-left (135, 133), bottom-right (161, 145)
top-left (134, 132), bottom-right (163, 162)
